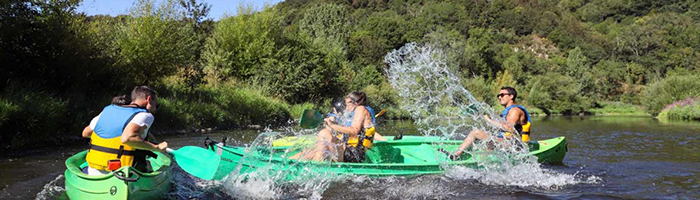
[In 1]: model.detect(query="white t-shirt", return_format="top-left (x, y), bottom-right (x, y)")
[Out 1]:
top-left (89, 112), bottom-right (155, 139)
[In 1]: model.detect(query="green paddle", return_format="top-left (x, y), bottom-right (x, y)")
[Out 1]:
top-left (166, 146), bottom-right (221, 180)
top-left (299, 109), bottom-right (323, 129)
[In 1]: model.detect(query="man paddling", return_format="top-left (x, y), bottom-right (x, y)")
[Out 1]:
top-left (81, 86), bottom-right (168, 175)
top-left (451, 86), bottom-right (532, 158)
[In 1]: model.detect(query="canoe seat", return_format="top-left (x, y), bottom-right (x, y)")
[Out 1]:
top-left (365, 144), bottom-right (404, 164)
top-left (400, 144), bottom-right (440, 164)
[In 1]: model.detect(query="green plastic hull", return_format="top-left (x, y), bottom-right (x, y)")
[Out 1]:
top-left (207, 136), bottom-right (566, 180)
top-left (64, 150), bottom-right (172, 200)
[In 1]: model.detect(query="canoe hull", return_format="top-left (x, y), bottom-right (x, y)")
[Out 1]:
top-left (64, 150), bottom-right (172, 200)
top-left (208, 136), bottom-right (566, 180)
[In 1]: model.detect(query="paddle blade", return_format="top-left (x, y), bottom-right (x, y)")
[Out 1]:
top-left (461, 104), bottom-right (478, 116)
top-left (299, 109), bottom-right (323, 129)
top-left (169, 146), bottom-right (221, 180)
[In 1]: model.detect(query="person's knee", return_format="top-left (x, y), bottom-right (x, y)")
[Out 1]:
top-left (317, 129), bottom-right (331, 139)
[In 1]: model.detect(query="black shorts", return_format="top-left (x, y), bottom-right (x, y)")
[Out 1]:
top-left (343, 145), bottom-right (365, 163)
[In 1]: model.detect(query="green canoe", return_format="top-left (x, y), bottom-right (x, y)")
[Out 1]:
top-left (64, 150), bottom-right (172, 200)
top-left (205, 136), bottom-right (566, 180)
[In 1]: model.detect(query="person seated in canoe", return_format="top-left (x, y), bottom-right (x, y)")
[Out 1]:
top-left (450, 86), bottom-right (531, 158)
top-left (327, 98), bottom-right (388, 141)
top-left (81, 86), bottom-right (168, 175)
top-left (291, 91), bottom-right (376, 162)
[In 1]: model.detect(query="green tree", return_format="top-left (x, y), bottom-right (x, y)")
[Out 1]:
top-left (202, 6), bottom-right (282, 83)
top-left (114, 0), bottom-right (198, 85)
top-left (298, 3), bottom-right (352, 55)
top-left (255, 39), bottom-right (343, 103)
top-left (463, 27), bottom-right (499, 78)
top-left (527, 72), bottom-right (593, 115)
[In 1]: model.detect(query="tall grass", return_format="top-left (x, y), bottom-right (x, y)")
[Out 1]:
top-left (0, 83), bottom-right (72, 148)
top-left (154, 81), bottom-right (292, 131)
top-left (658, 97), bottom-right (700, 121)
top-left (589, 101), bottom-right (647, 116)
top-left (642, 74), bottom-right (700, 115)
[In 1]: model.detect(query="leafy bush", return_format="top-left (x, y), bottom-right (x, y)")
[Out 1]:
top-left (255, 39), bottom-right (345, 103)
top-left (115, 0), bottom-right (198, 85)
top-left (154, 81), bottom-right (292, 131)
top-left (0, 84), bottom-right (69, 148)
top-left (289, 103), bottom-right (318, 120)
top-left (362, 81), bottom-right (411, 119)
top-left (642, 74), bottom-right (700, 115)
top-left (526, 72), bottom-right (594, 115)
top-left (202, 6), bottom-right (282, 81)
top-left (658, 97), bottom-right (700, 121)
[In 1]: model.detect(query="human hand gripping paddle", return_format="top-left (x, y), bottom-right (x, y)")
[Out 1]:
top-left (165, 146), bottom-right (221, 180)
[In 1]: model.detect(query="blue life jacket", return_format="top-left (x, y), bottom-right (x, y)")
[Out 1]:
top-left (365, 106), bottom-right (376, 125)
top-left (94, 105), bottom-right (148, 138)
top-left (500, 104), bottom-right (532, 139)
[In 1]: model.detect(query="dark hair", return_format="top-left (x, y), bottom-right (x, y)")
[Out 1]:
top-left (111, 95), bottom-right (131, 105)
top-left (332, 98), bottom-right (346, 112)
top-left (346, 91), bottom-right (368, 106)
top-left (131, 86), bottom-right (157, 101)
top-left (500, 86), bottom-right (517, 101)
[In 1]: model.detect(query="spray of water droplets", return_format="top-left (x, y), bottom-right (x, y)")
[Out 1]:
top-left (384, 42), bottom-right (585, 188)
top-left (34, 175), bottom-right (65, 200)
top-left (218, 131), bottom-right (344, 200)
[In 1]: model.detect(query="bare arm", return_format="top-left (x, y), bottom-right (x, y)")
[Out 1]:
top-left (328, 106), bottom-right (367, 137)
top-left (503, 109), bottom-right (523, 133)
top-left (483, 111), bottom-right (518, 132)
top-left (120, 123), bottom-right (167, 152)
top-left (82, 126), bottom-right (93, 138)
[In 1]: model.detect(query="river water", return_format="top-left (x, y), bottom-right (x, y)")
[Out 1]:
top-left (1, 116), bottom-right (699, 199)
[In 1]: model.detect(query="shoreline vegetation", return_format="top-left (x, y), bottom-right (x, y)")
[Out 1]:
top-left (3, 0), bottom-right (700, 149)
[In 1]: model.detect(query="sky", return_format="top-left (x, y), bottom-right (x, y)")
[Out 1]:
top-left (77, 0), bottom-right (285, 20)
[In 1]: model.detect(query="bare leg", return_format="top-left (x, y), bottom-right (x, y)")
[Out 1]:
top-left (288, 128), bottom-right (334, 160)
top-left (311, 128), bottom-right (334, 161)
top-left (454, 129), bottom-right (490, 156)
top-left (373, 132), bottom-right (387, 141)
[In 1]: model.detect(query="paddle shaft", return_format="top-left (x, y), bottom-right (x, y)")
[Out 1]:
top-left (375, 109), bottom-right (387, 118)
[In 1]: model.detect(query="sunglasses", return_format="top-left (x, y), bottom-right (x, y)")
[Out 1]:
top-left (497, 93), bottom-right (511, 98)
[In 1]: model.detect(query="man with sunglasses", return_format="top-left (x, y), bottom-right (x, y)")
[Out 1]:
top-left (81, 86), bottom-right (168, 175)
top-left (450, 86), bottom-right (532, 159)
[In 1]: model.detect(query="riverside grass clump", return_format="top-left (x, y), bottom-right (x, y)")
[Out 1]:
top-left (154, 81), bottom-right (292, 131)
top-left (642, 74), bottom-right (700, 115)
top-left (658, 97), bottom-right (700, 121)
top-left (589, 102), bottom-right (647, 116)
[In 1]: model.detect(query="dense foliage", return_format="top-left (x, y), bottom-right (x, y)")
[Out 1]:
top-left (2, 0), bottom-right (700, 148)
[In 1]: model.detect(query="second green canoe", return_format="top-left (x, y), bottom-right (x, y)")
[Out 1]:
top-left (205, 136), bottom-right (567, 180)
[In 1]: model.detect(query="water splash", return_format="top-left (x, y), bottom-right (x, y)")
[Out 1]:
top-left (219, 131), bottom-right (344, 199)
top-left (167, 166), bottom-right (228, 199)
top-left (34, 175), bottom-right (64, 200)
top-left (384, 42), bottom-right (581, 188)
